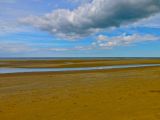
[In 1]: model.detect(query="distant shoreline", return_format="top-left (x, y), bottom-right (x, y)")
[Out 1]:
top-left (0, 57), bottom-right (160, 60)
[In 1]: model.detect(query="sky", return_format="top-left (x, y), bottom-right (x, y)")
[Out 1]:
top-left (0, 0), bottom-right (160, 57)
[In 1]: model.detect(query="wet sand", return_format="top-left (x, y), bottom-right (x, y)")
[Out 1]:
top-left (0, 59), bottom-right (160, 120)
top-left (0, 58), bottom-right (160, 68)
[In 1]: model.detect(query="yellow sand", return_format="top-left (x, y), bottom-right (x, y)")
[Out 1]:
top-left (0, 60), bottom-right (160, 120)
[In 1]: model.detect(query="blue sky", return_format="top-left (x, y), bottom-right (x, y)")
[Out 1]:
top-left (0, 0), bottom-right (160, 57)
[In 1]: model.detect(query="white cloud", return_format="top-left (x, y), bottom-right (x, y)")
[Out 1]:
top-left (0, 21), bottom-right (22, 34)
top-left (1, 34), bottom-right (158, 54)
top-left (133, 13), bottom-right (160, 28)
top-left (94, 34), bottom-right (160, 48)
top-left (20, 0), bottom-right (160, 39)
top-left (0, 42), bottom-right (34, 53)
top-left (0, 0), bottom-right (16, 3)
top-left (67, 0), bottom-right (92, 4)
top-left (47, 33), bottom-right (160, 51)
top-left (48, 46), bottom-right (92, 51)
top-left (48, 48), bottom-right (69, 52)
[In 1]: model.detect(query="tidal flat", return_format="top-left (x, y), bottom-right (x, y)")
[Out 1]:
top-left (0, 59), bottom-right (160, 120)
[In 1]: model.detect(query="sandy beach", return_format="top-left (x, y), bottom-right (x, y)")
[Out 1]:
top-left (0, 59), bottom-right (160, 120)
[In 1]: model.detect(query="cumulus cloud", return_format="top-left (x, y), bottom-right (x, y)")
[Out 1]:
top-left (48, 33), bottom-right (160, 51)
top-left (93, 34), bottom-right (160, 48)
top-left (20, 0), bottom-right (160, 39)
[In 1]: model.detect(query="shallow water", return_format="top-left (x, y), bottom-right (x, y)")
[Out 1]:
top-left (0, 64), bottom-right (160, 74)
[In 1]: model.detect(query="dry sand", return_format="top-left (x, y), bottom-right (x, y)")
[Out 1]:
top-left (0, 59), bottom-right (160, 120)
